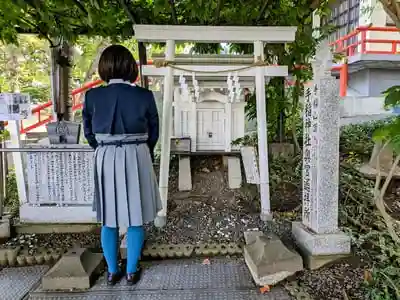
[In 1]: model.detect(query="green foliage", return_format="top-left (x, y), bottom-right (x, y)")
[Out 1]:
top-left (240, 2), bottom-right (334, 142)
top-left (0, 129), bottom-right (10, 141)
top-left (373, 86), bottom-right (400, 154)
top-left (5, 169), bottom-right (19, 217)
top-left (0, 0), bottom-right (330, 45)
top-left (341, 121), bottom-right (387, 158)
top-left (0, 35), bottom-right (50, 100)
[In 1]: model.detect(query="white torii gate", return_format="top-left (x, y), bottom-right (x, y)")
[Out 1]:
top-left (134, 25), bottom-right (297, 227)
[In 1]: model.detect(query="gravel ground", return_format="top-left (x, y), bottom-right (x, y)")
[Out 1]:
top-left (295, 255), bottom-right (369, 300)
top-left (4, 232), bottom-right (101, 255)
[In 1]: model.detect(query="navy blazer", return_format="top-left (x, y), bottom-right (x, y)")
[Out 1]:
top-left (82, 83), bottom-right (159, 160)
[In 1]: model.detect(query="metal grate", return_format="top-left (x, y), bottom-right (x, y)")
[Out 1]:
top-left (0, 266), bottom-right (48, 300)
top-left (29, 259), bottom-right (292, 300)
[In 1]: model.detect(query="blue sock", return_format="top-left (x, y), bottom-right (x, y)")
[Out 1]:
top-left (101, 226), bottom-right (119, 274)
top-left (126, 226), bottom-right (145, 274)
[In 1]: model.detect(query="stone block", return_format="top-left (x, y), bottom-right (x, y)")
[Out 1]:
top-left (227, 156), bottom-right (242, 189)
top-left (120, 234), bottom-right (127, 259)
top-left (244, 234), bottom-right (303, 286)
top-left (222, 156), bottom-right (229, 168)
top-left (42, 248), bottom-right (103, 290)
top-left (358, 164), bottom-right (400, 179)
top-left (244, 230), bottom-right (264, 245)
top-left (46, 121), bottom-right (81, 144)
top-left (270, 143), bottom-right (294, 158)
top-left (0, 219), bottom-right (10, 239)
top-left (178, 157), bottom-right (192, 191)
top-left (154, 215), bottom-right (166, 228)
top-left (369, 142), bottom-right (393, 171)
top-left (358, 142), bottom-right (400, 179)
top-left (301, 251), bottom-right (348, 270)
top-left (1, 246), bottom-right (20, 266)
top-left (292, 222), bottom-right (351, 256)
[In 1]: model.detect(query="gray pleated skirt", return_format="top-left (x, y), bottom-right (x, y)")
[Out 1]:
top-left (92, 133), bottom-right (162, 228)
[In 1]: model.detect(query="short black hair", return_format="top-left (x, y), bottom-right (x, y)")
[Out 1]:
top-left (98, 45), bottom-right (138, 83)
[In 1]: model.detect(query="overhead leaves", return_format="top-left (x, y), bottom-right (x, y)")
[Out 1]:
top-left (0, 0), bottom-right (331, 44)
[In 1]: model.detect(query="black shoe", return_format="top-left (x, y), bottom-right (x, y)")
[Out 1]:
top-left (106, 272), bottom-right (122, 286)
top-left (126, 266), bottom-right (143, 286)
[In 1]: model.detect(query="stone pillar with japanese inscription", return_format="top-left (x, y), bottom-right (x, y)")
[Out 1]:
top-left (292, 40), bottom-right (351, 269)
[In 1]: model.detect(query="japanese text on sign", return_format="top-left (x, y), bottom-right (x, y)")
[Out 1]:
top-left (302, 84), bottom-right (319, 224)
top-left (241, 146), bottom-right (260, 184)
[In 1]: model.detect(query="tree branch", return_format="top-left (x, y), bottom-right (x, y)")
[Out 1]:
top-left (18, 16), bottom-right (56, 47)
top-left (256, 0), bottom-right (269, 23)
top-left (214, 0), bottom-right (224, 25)
top-left (379, 0), bottom-right (400, 29)
top-left (118, 0), bottom-right (138, 24)
top-left (71, 0), bottom-right (88, 15)
top-left (169, 0), bottom-right (178, 24)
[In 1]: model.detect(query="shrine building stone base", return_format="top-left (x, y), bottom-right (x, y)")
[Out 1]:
top-left (291, 222), bottom-right (351, 270)
top-left (41, 248), bottom-right (103, 291)
top-left (178, 156), bottom-right (192, 191)
top-left (243, 230), bottom-right (303, 286)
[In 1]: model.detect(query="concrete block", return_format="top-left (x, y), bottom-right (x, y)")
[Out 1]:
top-left (178, 157), bottom-right (192, 191)
top-left (42, 248), bottom-right (103, 291)
top-left (244, 234), bottom-right (303, 286)
top-left (227, 156), bottom-right (242, 189)
top-left (292, 222), bottom-right (351, 256)
top-left (244, 230), bottom-right (264, 245)
top-left (292, 222), bottom-right (351, 270)
top-left (301, 250), bottom-right (349, 270)
top-left (0, 219), bottom-right (10, 239)
top-left (120, 234), bottom-right (127, 259)
top-left (223, 156), bottom-right (229, 168)
top-left (270, 143), bottom-right (294, 158)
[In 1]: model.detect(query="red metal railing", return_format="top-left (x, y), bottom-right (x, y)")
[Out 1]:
top-left (331, 26), bottom-right (400, 56)
top-left (331, 26), bottom-right (400, 97)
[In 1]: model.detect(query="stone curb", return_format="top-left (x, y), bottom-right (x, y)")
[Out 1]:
top-left (138, 242), bottom-right (243, 259)
top-left (141, 243), bottom-right (242, 258)
top-left (0, 242), bottom-right (243, 267)
top-left (0, 246), bottom-right (67, 267)
top-left (193, 243), bottom-right (243, 256)
top-left (143, 244), bottom-right (195, 258)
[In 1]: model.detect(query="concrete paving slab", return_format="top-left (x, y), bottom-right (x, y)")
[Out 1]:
top-left (41, 248), bottom-right (103, 291)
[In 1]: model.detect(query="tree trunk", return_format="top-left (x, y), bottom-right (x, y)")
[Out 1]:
top-left (138, 42), bottom-right (149, 89)
top-left (379, 0), bottom-right (400, 29)
top-left (56, 41), bottom-right (72, 121)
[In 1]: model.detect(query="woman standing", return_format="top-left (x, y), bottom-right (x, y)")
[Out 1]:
top-left (82, 45), bottom-right (162, 286)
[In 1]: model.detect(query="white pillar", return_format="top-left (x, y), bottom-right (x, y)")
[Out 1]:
top-left (254, 41), bottom-right (272, 221)
top-left (8, 121), bottom-right (27, 205)
top-left (155, 40), bottom-right (175, 228)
